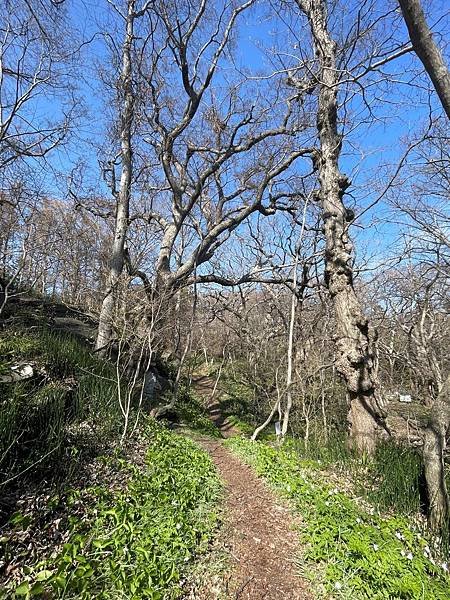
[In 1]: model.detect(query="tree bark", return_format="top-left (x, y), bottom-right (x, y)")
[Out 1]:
top-left (398, 0), bottom-right (450, 120)
top-left (296, 0), bottom-right (387, 453)
top-left (96, 0), bottom-right (135, 353)
top-left (423, 374), bottom-right (450, 530)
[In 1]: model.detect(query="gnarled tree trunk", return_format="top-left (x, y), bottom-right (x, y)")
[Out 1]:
top-left (423, 374), bottom-right (450, 530)
top-left (296, 0), bottom-right (387, 453)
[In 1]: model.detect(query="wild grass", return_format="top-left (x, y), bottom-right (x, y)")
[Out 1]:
top-left (364, 442), bottom-right (423, 516)
top-left (0, 327), bottom-right (122, 488)
top-left (289, 431), bottom-right (425, 518)
top-left (288, 431), bottom-right (352, 467)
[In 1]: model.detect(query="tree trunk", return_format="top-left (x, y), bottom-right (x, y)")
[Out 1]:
top-left (96, 0), bottom-right (135, 353)
top-left (423, 374), bottom-right (450, 530)
top-left (281, 247), bottom-right (298, 437)
top-left (297, 0), bottom-right (387, 453)
top-left (398, 0), bottom-right (450, 120)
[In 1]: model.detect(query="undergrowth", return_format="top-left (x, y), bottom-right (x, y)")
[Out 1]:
top-left (364, 442), bottom-right (424, 516)
top-left (3, 421), bottom-right (222, 599)
top-left (0, 327), bottom-right (121, 487)
top-left (174, 384), bottom-right (221, 438)
top-left (288, 435), bottom-right (424, 517)
top-left (226, 437), bottom-right (450, 600)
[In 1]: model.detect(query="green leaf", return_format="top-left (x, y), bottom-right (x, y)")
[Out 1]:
top-left (30, 583), bottom-right (45, 596)
top-left (35, 570), bottom-right (53, 582)
top-left (14, 581), bottom-right (30, 596)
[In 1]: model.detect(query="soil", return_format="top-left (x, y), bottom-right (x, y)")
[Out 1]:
top-left (190, 376), bottom-right (311, 599)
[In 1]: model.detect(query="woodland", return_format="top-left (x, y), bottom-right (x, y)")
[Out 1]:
top-left (0, 0), bottom-right (449, 598)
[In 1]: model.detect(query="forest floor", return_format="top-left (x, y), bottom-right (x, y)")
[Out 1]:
top-left (189, 376), bottom-right (311, 600)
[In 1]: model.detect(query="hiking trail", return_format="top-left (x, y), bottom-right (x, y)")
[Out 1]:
top-left (189, 376), bottom-right (311, 600)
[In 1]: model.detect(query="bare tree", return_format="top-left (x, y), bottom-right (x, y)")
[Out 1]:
top-left (0, 0), bottom-right (82, 315)
top-left (291, 0), bottom-right (389, 452)
top-left (134, 1), bottom-right (314, 298)
top-left (0, 0), bottom-right (75, 174)
top-left (95, 0), bottom-right (152, 353)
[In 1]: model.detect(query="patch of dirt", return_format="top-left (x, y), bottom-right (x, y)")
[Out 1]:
top-left (190, 439), bottom-right (311, 599)
top-left (190, 376), bottom-right (311, 599)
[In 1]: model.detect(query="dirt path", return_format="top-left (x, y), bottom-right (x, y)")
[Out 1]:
top-left (190, 377), bottom-right (311, 599)
top-left (193, 375), bottom-right (238, 438)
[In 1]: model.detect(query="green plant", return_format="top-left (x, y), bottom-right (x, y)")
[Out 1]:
top-left (0, 327), bottom-right (123, 485)
top-left (174, 384), bottom-right (221, 437)
top-left (288, 432), bottom-right (353, 467)
top-left (363, 441), bottom-right (423, 515)
top-left (5, 421), bottom-right (222, 599)
top-left (226, 437), bottom-right (450, 599)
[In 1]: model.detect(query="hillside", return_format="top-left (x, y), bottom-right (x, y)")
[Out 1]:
top-left (1, 296), bottom-right (449, 599)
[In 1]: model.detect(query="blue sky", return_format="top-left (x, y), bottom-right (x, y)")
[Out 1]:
top-left (17, 0), bottom-right (450, 267)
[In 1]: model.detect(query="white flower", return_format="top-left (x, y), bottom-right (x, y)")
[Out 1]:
top-left (424, 546), bottom-right (430, 555)
top-left (373, 544), bottom-right (379, 551)
top-left (325, 501), bottom-right (330, 506)
top-left (334, 582), bottom-right (342, 590)
top-left (395, 531), bottom-right (404, 541)
top-left (407, 552), bottom-right (413, 560)
top-left (441, 562), bottom-right (448, 572)
top-left (356, 517), bottom-right (361, 524)
top-left (401, 550), bottom-right (406, 557)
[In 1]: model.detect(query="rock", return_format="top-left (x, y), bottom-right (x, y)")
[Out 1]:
top-left (0, 363), bottom-right (34, 383)
top-left (142, 367), bottom-right (171, 402)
